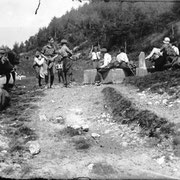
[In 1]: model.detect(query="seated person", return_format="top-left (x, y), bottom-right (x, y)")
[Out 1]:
top-left (94, 48), bottom-right (112, 85)
top-left (115, 47), bottom-right (135, 76)
top-left (145, 37), bottom-right (177, 71)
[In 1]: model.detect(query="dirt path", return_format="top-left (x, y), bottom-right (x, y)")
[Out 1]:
top-left (22, 83), bottom-right (180, 179)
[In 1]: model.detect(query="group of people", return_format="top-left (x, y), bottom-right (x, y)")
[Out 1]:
top-left (89, 45), bottom-right (135, 85)
top-left (0, 48), bottom-right (19, 89)
top-left (33, 36), bottom-right (180, 88)
top-left (33, 38), bottom-right (73, 88)
top-left (145, 37), bottom-right (180, 71)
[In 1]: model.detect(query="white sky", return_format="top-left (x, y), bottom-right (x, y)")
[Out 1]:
top-left (0, 0), bottom-right (87, 48)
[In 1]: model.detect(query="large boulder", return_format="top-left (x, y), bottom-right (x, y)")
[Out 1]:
top-left (0, 89), bottom-right (10, 110)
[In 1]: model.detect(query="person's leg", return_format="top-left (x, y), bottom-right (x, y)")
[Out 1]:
top-left (49, 67), bottom-right (55, 88)
top-left (95, 69), bottom-right (102, 85)
top-left (57, 70), bottom-right (61, 83)
top-left (145, 48), bottom-right (161, 60)
top-left (45, 69), bottom-right (49, 88)
top-left (38, 76), bottom-right (42, 87)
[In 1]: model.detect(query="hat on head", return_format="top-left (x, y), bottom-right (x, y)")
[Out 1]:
top-left (61, 39), bottom-right (68, 44)
top-left (163, 37), bottom-right (170, 44)
top-left (35, 51), bottom-right (41, 57)
top-left (0, 48), bottom-right (6, 54)
top-left (100, 48), bottom-right (107, 53)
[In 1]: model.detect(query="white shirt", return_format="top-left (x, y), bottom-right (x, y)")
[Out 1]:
top-left (91, 52), bottom-right (101, 61)
top-left (34, 56), bottom-right (45, 66)
top-left (172, 46), bottom-right (179, 56)
top-left (116, 52), bottom-right (129, 63)
top-left (100, 53), bottom-right (112, 68)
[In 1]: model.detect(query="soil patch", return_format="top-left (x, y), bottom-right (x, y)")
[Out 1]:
top-left (102, 87), bottom-right (175, 139)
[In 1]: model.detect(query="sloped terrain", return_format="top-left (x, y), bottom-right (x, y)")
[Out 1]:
top-left (0, 76), bottom-right (180, 179)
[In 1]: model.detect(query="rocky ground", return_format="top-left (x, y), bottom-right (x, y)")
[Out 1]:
top-left (0, 73), bottom-right (180, 179)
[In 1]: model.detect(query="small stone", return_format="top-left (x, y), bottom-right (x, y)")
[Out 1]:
top-left (155, 101), bottom-right (159, 105)
top-left (28, 141), bottom-right (40, 155)
top-left (91, 133), bottom-right (100, 138)
top-left (55, 116), bottom-right (65, 124)
top-left (1, 150), bottom-right (7, 154)
top-left (39, 114), bottom-right (47, 121)
top-left (121, 142), bottom-right (128, 147)
top-left (88, 163), bottom-right (94, 170)
top-left (101, 113), bottom-right (106, 118)
top-left (162, 99), bottom-right (168, 105)
top-left (82, 125), bottom-right (89, 132)
top-left (156, 156), bottom-right (165, 165)
top-left (104, 130), bottom-right (111, 134)
top-left (147, 102), bottom-right (152, 105)
top-left (69, 125), bottom-right (81, 130)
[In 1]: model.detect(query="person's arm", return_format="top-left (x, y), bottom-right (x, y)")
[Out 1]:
top-left (124, 53), bottom-right (129, 63)
top-left (65, 46), bottom-right (73, 56)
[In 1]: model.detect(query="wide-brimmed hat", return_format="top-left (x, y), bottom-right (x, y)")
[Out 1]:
top-left (163, 37), bottom-right (170, 44)
top-left (61, 39), bottom-right (68, 44)
top-left (100, 48), bottom-right (107, 53)
top-left (0, 48), bottom-right (6, 54)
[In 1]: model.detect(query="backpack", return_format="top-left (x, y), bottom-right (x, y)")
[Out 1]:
top-left (164, 44), bottom-right (177, 56)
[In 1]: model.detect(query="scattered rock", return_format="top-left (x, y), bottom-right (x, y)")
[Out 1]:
top-left (39, 114), bottom-right (47, 121)
top-left (156, 156), bottom-right (165, 165)
top-left (68, 124), bottom-right (81, 130)
top-left (147, 102), bottom-right (152, 105)
top-left (55, 116), bottom-right (65, 124)
top-left (88, 163), bottom-right (94, 170)
top-left (162, 99), bottom-right (168, 105)
top-left (91, 133), bottom-right (100, 138)
top-left (28, 141), bottom-right (40, 155)
top-left (66, 125), bottom-right (82, 136)
top-left (104, 129), bottom-right (111, 134)
top-left (82, 125), bottom-right (89, 132)
top-left (121, 142), bottom-right (128, 147)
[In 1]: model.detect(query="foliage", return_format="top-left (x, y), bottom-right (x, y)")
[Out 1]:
top-left (14, 1), bottom-right (176, 54)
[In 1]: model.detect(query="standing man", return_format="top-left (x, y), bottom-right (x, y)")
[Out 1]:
top-left (41, 37), bottom-right (57, 88)
top-left (58, 39), bottom-right (73, 87)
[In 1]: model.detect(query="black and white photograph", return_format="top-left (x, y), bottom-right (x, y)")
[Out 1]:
top-left (0, 0), bottom-right (180, 179)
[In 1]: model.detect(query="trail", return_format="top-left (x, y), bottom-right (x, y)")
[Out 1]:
top-left (21, 83), bottom-right (180, 179)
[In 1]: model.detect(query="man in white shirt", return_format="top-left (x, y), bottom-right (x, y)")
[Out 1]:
top-left (100, 49), bottom-right (112, 68)
top-left (116, 48), bottom-right (129, 63)
top-left (115, 47), bottom-right (135, 76)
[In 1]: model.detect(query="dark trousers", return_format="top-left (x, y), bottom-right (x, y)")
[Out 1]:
top-left (62, 57), bottom-right (73, 87)
top-left (95, 67), bottom-right (111, 83)
top-left (45, 66), bottom-right (55, 87)
top-left (57, 69), bottom-right (64, 83)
